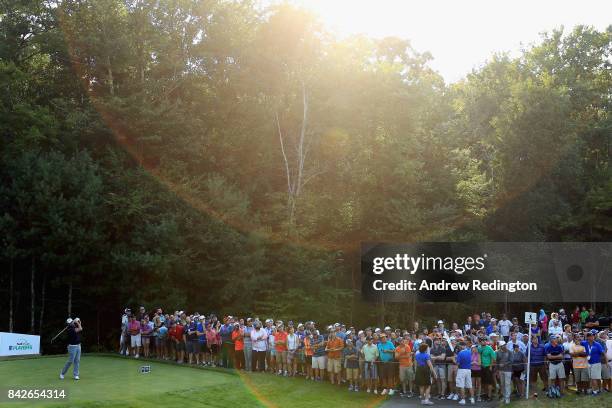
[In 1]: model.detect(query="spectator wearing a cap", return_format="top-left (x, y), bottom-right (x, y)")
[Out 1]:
top-left (377, 333), bottom-right (396, 396)
top-left (544, 335), bottom-right (565, 397)
top-left (582, 331), bottom-right (605, 395)
top-left (394, 336), bottom-right (414, 397)
top-left (325, 331), bottom-right (344, 385)
top-left (343, 339), bottom-right (359, 391)
top-left (311, 329), bottom-right (326, 381)
top-left (495, 341), bottom-right (512, 404)
top-left (430, 336), bottom-right (448, 399)
top-left (361, 336), bottom-right (379, 394)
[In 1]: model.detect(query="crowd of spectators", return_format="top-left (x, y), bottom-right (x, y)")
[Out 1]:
top-left (119, 306), bottom-right (612, 405)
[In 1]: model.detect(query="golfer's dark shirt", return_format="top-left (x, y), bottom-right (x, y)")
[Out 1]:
top-left (67, 326), bottom-right (81, 345)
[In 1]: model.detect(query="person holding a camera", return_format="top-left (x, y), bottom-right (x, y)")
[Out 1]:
top-left (60, 317), bottom-right (82, 380)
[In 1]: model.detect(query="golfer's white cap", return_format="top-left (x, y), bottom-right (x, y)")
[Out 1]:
top-left (437, 320), bottom-right (444, 324)
top-left (384, 326), bottom-right (391, 331)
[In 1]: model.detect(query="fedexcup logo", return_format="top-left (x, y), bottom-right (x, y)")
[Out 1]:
top-left (8, 338), bottom-right (33, 351)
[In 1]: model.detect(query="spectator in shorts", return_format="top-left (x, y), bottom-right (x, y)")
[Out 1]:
top-left (362, 336), bottom-right (379, 394)
top-left (377, 333), bottom-right (396, 395)
top-left (529, 335), bottom-right (547, 398)
top-left (544, 335), bottom-right (565, 397)
top-left (570, 333), bottom-right (589, 394)
top-left (446, 338), bottom-right (459, 400)
top-left (431, 336), bottom-right (448, 399)
top-left (582, 331), bottom-right (605, 395)
top-left (456, 343), bottom-right (475, 405)
top-left (326, 331), bottom-right (344, 385)
top-left (205, 323), bottom-right (218, 366)
top-left (140, 315), bottom-right (153, 358)
top-left (312, 330), bottom-right (326, 381)
top-left (128, 315), bottom-right (141, 358)
top-left (344, 339), bottom-right (360, 391)
top-left (395, 336), bottom-right (415, 397)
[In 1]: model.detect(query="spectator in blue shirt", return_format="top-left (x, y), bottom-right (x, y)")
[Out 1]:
top-left (582, 332), bottom-right (606, 395)
top-left (529, 336), bottom-right (547, 398)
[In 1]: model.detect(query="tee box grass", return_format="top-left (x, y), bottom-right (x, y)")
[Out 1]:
top-left (0, 354), bottom-right (381, 407)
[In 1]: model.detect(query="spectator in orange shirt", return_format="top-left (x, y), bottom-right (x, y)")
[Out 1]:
top-left (395, 337), bottom-right (415, 396)
top-left (275, 325), bottom-right (289, 376)
top-left (326, 332), bottom-right (345, 385)
top-left (232, 323), bottom-right (245, 370)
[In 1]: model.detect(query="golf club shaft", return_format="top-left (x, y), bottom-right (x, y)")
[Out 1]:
top-left (51, 325), bottom-right (69, 343)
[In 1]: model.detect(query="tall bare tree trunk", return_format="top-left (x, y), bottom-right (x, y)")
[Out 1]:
top-left (276, 82), bottom-right (309, 229)
top-left (9, 258), bottom-right (14, 332)
top-left (30, 257), bottom-right (35, 334)
top-left (39, 272), bottom-right (46, 335)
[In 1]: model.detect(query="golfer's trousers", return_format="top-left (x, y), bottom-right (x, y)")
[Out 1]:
top-left (62, 344), bottom-right (81, 377)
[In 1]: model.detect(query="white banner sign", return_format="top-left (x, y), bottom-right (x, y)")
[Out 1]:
top-left (0, 332), bottom-right (41, 356)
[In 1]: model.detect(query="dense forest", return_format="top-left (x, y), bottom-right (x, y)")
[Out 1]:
top-left (1, 0), bottom-right (610, 351)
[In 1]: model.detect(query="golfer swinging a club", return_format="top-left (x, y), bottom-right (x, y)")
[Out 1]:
top-left (60, 317), bottom-right (82, 380)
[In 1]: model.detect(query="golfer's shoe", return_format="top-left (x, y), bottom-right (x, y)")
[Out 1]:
top-left (74, 376), bottom-right (79, 380)
top-left (59, 373), bottom-right (64, 380)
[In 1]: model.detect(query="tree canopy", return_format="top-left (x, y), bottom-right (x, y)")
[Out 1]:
top-left (1, 1), bottom-right (610, 349)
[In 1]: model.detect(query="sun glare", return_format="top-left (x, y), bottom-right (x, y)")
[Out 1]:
top-left (290, 0), bottom-right (612, 82)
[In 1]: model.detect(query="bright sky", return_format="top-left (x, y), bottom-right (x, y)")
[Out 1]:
top-left (290, 0), bottom-right (612, 83)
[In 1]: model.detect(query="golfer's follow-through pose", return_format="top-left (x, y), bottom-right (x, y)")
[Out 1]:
top-left (60, 317), bottom-right (82, 380)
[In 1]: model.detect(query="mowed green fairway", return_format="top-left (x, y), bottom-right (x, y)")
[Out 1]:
top-left (0, 355), bottom-right (382, 408)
